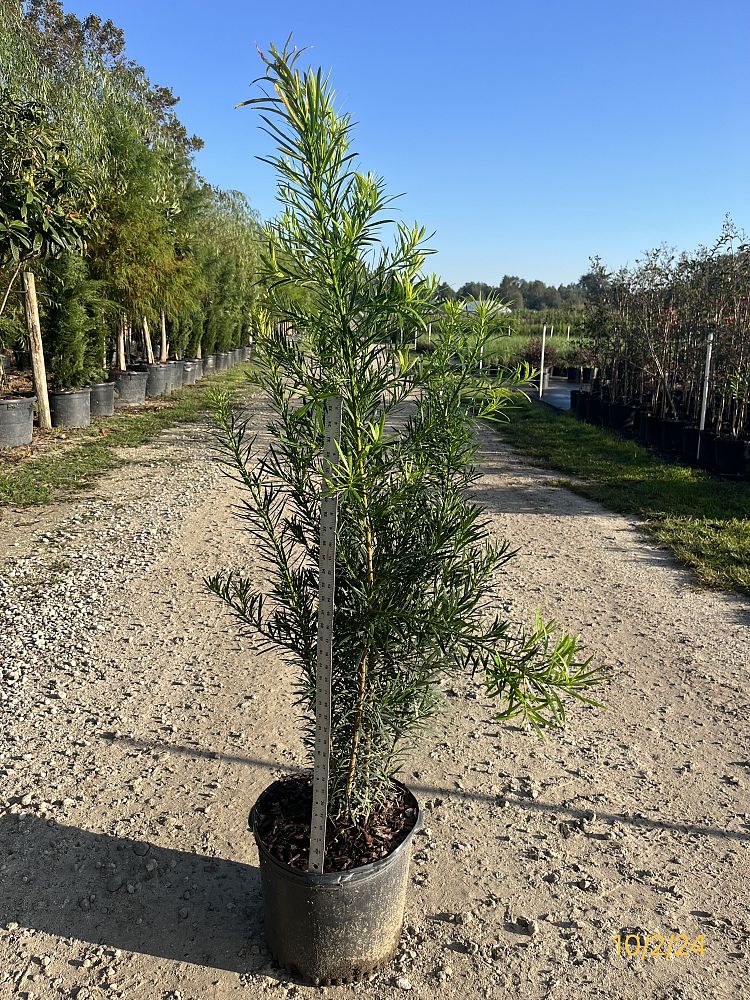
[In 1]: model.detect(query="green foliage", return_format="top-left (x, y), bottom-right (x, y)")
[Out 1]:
top-left (496, 401), bottom-right (750, 595)
top-left (42, 253), bottom-right (110, 388)
top-left (208, 42), bottom-right (604, 826)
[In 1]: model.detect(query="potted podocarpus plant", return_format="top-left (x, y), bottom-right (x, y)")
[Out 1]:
top-left (208, 42), bottom-right (604, 986)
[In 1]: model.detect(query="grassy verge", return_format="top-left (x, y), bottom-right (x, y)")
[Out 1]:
top-left (0, 365), bottom-right (254, 508)
top-left (492, 400), bottom-right (750, 596)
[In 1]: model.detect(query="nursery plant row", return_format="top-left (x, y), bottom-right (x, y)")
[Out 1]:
top-left (570, 384), bottom-right (750, 480)
top-left (580, 227), bottom-right (750, 464)
top-left (0, 346), bottom-right (253, 450)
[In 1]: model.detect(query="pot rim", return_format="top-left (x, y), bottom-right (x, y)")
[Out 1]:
top-left (48, 387), bottom-right (91, 396)
top-left (0, 393), bottom-right (36, 405)
top-left (249, 777), bottom-right (421, 887)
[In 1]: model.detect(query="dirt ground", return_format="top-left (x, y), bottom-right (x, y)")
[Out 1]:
top-left (0, 398), bottom-right (748, 1000)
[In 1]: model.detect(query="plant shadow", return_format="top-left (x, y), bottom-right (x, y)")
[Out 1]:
top-left (0, 814), bottom-right (263, 973)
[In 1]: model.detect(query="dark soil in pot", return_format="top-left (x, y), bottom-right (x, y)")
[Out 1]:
top-left (0, 395), bottom-right (35, 448)
top-left (89, 382), bottom-right (115, 417)
top-left (250, 775), bottom-right (420, 985)
top-left (253, 774), bottom-right (417, 873)
top-left (49, 388), bottom-right (91, 429)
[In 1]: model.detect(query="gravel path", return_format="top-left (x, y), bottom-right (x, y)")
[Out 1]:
top-left (0, 400), bottom-right (748, 1000)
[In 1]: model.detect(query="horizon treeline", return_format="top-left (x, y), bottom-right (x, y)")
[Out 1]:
top-left (437, 273), bottom-right (598, 311)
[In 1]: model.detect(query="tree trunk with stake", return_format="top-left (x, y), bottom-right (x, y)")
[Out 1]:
top-left (160, 311), bottom-right (168, 362)
top-left (143, 317), bottom-right (155, 364)
top-left (22, 272), bottom-right (51, 430)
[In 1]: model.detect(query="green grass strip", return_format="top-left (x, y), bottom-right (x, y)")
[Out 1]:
top-left (0, 365), bottom-right (253, 508)
top-left (492, 400), bottom-right (750, 596)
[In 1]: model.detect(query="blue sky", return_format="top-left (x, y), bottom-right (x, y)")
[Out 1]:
top-left (66, 0), bottom-right (750, 288)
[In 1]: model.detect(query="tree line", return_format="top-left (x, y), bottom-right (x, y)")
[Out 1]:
top-left (437, 273), bottom-right (601, 311)
top-left (0, 0), bottom-right (263, 392)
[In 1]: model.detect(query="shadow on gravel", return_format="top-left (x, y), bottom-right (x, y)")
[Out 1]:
top-left (0, 814), bottom-right (262, 971)
top-left (106, 734), bottom-right (750, 846)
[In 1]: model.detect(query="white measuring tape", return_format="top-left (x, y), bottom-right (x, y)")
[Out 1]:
top-left (308, 396), bottom-right (343, 873)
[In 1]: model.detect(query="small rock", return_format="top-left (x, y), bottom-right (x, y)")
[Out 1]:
top-left (395, 976), bottom-right (412, 991)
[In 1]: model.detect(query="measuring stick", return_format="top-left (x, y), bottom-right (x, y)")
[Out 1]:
top-left (308, 396), bottom-right (343, 873)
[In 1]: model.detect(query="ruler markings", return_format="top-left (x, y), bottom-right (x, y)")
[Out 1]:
top-left (308, 396), bottom-right (342, 873)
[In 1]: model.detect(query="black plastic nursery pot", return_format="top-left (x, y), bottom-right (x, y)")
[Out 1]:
top-left (167, 360), bottom-right (185, 391)
top-left (608, 402), bottom-right (636, 436)
top-left (202, 355), bottom-right (217, 376)
top-left (581, 367), bottom-right (594, 383)
top-left (216, 352), bottom-right (230, 371)
top-left (714, 437), bottom-right (749, 477)
top-left (249, 781), bottom-right (421, 985)
top-left (576, 393), bottom-right (590, 421)
top-left (569, 389), bottom-right (581, 413)
top-left (681, 427), bottom-right (715, 470)
top-left (191, 358), bottom-right (204, 379)
top-left (231, 348), bottom-right (242, 365)
top-left (586, 396), bottom-right (602, 425)
top-left (182, 361), bottom-right (197, 386)
top-left (89, 382), bottom-right (115, 418)
top-left (0, 355), bottom-right (12, 375)
top-left (140, 363), bottom-right (170, 398)
top-left (0, 395), bottom-right (35, 448)
top-left (49, 387), bottom-right (91, 429)
top-left (660, 419), bottom-right (684, 454)
top-left (242, 346), bottom-right (252, 361)
top-left (644, 414), bottom-right (663, 447)
top-left (567, 366), bottom-right (580, 383)
top-left (113, 369), bottom-right (147, 407)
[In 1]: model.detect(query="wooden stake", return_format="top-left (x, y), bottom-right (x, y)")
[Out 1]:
top-left (117, 316), bottom-right (126, 371)
top-left (22, 272), bottom-right (51, 431)
top-left (143, 317), bottom-right (155, 364)
top-left (160, 311), bottom-right (168, 362)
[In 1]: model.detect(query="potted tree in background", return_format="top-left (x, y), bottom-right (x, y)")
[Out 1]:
top-left (208, 41), bottom-right (604, 985)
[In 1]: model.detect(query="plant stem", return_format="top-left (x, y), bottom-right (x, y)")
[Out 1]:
top-left (0, 262), bottom-right (22, 320)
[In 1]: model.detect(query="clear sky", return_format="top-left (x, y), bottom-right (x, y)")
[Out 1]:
top-left (65, 0), bottom-right (750, 289)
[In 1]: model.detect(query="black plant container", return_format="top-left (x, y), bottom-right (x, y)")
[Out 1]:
top-left (567, 366), bottom-right (580, 383)
top-left (182, 361), bottom-right (197, 386)
top-left (113, 369), bottom-right (147, 407)
top-left (190, 358), bottom-right (204, 380)
top-left (582, 367), bottom-right (594, 384)
top-left (714, 437), bottom-right (749, 477)
top-left (577, 393), bottom-right (590, 421)
top-left (89, 382), bottom-right (115, 417)
top-left (608, 403), bottom-right (637, 436)
top-left (49, 388), bottom-right (91, 429)
top-left (249, 781), bottom-right (421, 985)
top-left (203, 355), bottom-right (217, 376)
top-left (661, 419), bottom-right (685, 454)
top-left (140, 363), bottom-right (170, 398)
top-left (569, 389), bottom-right (581, 413)
top-left (586, 396), bottom-right (602, 425)
top-left (216, 352), bottom-right (230, 371)
top-left (645, 414), bottom-right (663, 447)
top-left (0, 395), bottom-right (35, 448)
